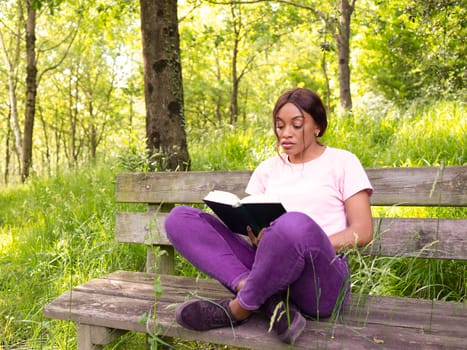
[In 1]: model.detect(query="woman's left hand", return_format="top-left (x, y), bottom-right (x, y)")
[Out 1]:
top-left (247, 226), bottom-right (265, 248)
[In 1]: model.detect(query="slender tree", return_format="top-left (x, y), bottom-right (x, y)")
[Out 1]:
top-left (0, 1), bottom-right (24, 180)
top-left (19, 0), bottom-right (77, 180)
top-left (22, 0), bottom-right (37, 181)
top-left (140, 0), bottom-right (190, 171)
top-left (210, 0), bottom-right (356, 112)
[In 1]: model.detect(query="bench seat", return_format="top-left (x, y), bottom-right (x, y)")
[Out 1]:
top-left (44, 270), bottom-right (466, 349)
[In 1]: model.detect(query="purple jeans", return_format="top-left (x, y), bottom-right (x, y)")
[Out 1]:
top-left (164, 206), bottom-right (350, 317)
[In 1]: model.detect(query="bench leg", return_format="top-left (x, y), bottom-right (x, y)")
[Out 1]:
top-left (77, 324), bottom-right (126, 350)
top-left (147, 245), bottom-right (175, 274)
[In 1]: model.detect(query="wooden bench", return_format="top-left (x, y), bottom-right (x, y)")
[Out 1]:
top-left (44, 166), bottom-right (467, 349)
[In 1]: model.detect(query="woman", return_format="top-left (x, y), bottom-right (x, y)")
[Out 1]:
top-left (164, 88), bottom-right (373, 344)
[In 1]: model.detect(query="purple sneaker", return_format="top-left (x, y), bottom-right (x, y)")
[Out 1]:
top-left (262, 294), bottom-right (306, 344)
top-left (175, 298), bottom-right (242, 331)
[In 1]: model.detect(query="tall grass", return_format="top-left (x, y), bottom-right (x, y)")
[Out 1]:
top-left (323, 97), bottom-right (466, 167)
top-left (0, 99), bottom-right (465, 349)
top-left (0, 163), bottom-right (146, 349)
top-left (188, 97), bottom-right (466, 170)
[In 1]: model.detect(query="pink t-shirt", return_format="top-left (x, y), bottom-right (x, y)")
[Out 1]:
top-left (245, 147), bottom-right (373, 236)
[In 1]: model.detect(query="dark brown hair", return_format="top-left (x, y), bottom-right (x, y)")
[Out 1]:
top-left (272, 88), bottom-right (328, 138)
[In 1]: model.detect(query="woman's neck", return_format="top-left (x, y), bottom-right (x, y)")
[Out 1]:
top-left (287, 143), bottom-right (326, 164)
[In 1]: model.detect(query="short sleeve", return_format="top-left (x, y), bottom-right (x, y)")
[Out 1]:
top-left (341, 152), bottom-right (373, 201)
top-left (245, 163), bottom-right (268, 195)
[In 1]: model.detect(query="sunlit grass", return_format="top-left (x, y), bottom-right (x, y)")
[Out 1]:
top-left (188, 98), bottom-right (466, 170)
top-left (188, 123), bottom-right (277, 171)
top-left (0, 163), bottom-right (146, 348)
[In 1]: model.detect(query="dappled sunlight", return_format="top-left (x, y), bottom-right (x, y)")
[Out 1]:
top-left (0, 231), bottom-right (14, 253)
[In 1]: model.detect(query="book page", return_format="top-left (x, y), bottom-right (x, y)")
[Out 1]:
top-left (240, 193), bottom-right (281, 204)
top-left (203, 190), bottom-right (241, 206)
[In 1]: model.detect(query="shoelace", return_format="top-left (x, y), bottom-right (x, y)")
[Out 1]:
top-left (201, 300), bottom-right (236, 327)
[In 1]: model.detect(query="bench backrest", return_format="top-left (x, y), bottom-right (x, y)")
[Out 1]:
top-left (115, 166), bottom-right (467, 273)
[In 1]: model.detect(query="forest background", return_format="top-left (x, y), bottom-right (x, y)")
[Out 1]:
top-left (1, 0), bottom-right (466, 349)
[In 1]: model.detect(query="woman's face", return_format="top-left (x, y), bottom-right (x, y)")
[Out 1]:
top-left (275, 102), bottom-right (321, 163)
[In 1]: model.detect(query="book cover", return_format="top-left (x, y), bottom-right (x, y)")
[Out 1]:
top-left (203, 190), bottom-right (286, 236)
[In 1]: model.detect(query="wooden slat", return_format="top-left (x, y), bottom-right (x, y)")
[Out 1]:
top-left (44, 272), bottom-right (467, 350)
top-left (368, 217), bottom-right (467, 259)
top-left (116, 212), bottom-right (169, 244)
top-left (115, 212), bottom-right (467, 260)
top-left (366, 166), bottom-right (466, 206)
top-left (94, 271), bottom-right (467, 337)
top-left (116, 171), bottom-right (251, 204)
top-left (116, 166), bottom-right (467, 206)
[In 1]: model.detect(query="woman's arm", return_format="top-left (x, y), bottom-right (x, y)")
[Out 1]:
top-left (328, 190), bottom-right (373, 253)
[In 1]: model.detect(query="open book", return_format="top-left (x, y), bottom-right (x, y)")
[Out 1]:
top-left (203, 190), bottom-right (286, 236)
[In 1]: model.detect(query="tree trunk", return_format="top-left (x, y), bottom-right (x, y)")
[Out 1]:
top-left (1, 30), bottom-right (23, 177)
top-left (1, 0), bottom-right (24, 179)
top-left (66, 68), bottom-right (80, 167)
top-left (215, 56), bottom-right (222, 124)
top-left (140, 0), bottom-right (190, 171)
top-left (38, 104), bottom-right (51, 175)
top-left (230, 37), bottom-right (239, 124)
top-left (229, 4), bottom-right (241, 124)
top-left (278, 0), bottom-right (355, 112)
top-left (22, 0), bottom-right (38, 181)
top-left (335, 0), bottom-right (354, 111)
top-left (321, 45), bottom-right (331, 112)
top-left (4, 114), bottom-right (12, 184)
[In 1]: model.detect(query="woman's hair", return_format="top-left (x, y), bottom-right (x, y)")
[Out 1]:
top-left (272, 88), bottom-right (328, 138)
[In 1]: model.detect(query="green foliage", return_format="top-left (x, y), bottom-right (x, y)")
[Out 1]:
top-left (322, 97), bottom-right (466, 167)
top-left (2, 0), bottom-right (464, 178)
top-left (188, 120), bottom-right (277, 171)
top-left (185, 97), bottom-right (465, 171)
top-left (390, 257), bottom-right (465, 301)
top-left (349, 251), bottom-right (466, 302)
top-left (355, 0), bottom-right (466, 103)
top-left (117, 132), bottom-right (151, 172)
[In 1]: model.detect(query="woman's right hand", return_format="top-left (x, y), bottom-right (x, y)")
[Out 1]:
top-left (247, 226), bottom-right (265, 248)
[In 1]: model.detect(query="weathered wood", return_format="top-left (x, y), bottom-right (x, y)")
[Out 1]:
top-left (116, 213), bottom-right (467, 260)
top-left (44, 272), bottom-right (467, 350)
top-left (146, 245), bottom-right (175, 274)
top-left (116, 212), bottom-right (168, 245)
top-left (76, 324), bottom-right (126, 350)
top-left (116, 171), bottom-right (251, 204)
top-left (77, 324), bottom-right (102, 350)
top-left (368, 217), bottom-right (467, 259)
top-left (116, 166), bottom-right (467, 206)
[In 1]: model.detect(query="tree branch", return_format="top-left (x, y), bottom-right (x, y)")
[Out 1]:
top-left (206, 0), bottom-right (328, 22)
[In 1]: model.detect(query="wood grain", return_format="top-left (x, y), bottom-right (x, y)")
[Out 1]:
top-left (116, 166), bottom-right (467, 206)
top-left (44, 272), bottom-right (467, 350)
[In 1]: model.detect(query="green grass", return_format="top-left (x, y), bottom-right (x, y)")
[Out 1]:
top-left (0, 98), bottom-right (465, 349)
top-left (0, 163), bottom-right (146, 349)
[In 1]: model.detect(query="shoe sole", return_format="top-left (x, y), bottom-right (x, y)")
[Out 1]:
top-left (278, 312), bottom-right (306, 345)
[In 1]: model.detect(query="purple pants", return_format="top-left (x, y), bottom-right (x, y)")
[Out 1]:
top-left (164, 206), bottom-right (350, 317)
